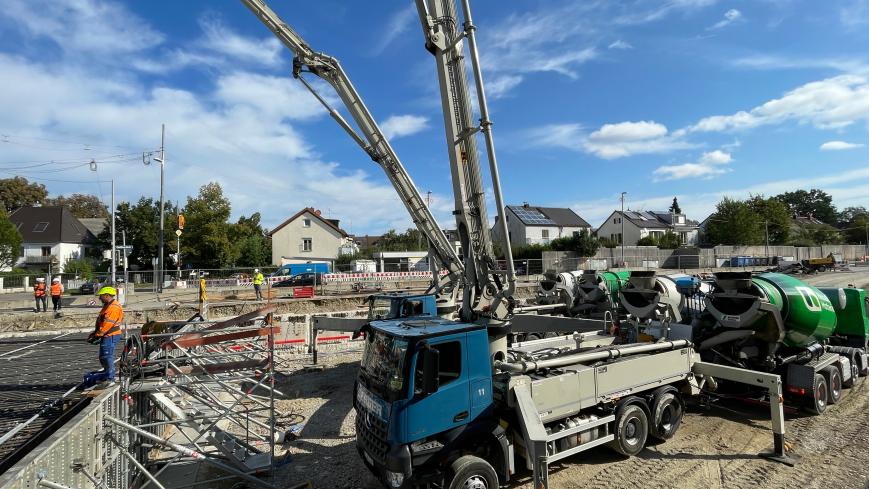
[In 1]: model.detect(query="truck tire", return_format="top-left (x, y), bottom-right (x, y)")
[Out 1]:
top-left (818, 265), bottom-right (827, 273)
top-left (822, 365), bottom-right (842, 404)
top-left (808, 373), bottom-right (828, 415)
top-left (608, 403), bottom-right (649, 457)
top-left (649, 389), bottom-right (683, 440)
top-left (447, 455), bottom-right (498, 489)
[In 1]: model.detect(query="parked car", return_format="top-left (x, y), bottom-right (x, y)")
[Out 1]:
top-left (272, 272), bottom-right (325, 287)
top-left (79, 277), bottom-right (105, 295)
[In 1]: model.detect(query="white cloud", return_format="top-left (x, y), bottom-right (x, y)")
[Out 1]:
top-left (197, 15), bottom-right (283, 68)
top-left (685, 75), bottom-right (869, 133)
top-left (528, 120), bottom-right (694, 159)
top-left (486, 75), bottom-right (524, 99)
top-left (380, 115), bottom-right (429, 139)
top-left (0, 0), bottom-right (163, 56)
top-left (840, 0), bottom-right (869, 29)
top-left (373, 4), bottom-right (417, 55)
top-left (708, 8), bottom-right (743, 30)
top-left (820, 140), bottom-right (865, 151)
top-left (614, 0), bottom-right (718, 25)
top-left (731, 55), bottom-right (869, 74)
top-left (652, 149), bottom-right (733, 181)
top-left (608, 40), bottom-right (634, 50)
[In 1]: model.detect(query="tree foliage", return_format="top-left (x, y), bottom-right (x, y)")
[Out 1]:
top-left (746, 195), bottom-right (791, 245)
top-left (45, 193), bottom-right (108, 218)
top-left (230, 213), bottom-right (272, 267)
top-left (0, 209), bottom-right (22, 270)
top-left (705, 197), bottom-right (763, 245)
top-left (375, 229), bottom-right (427, 252)
top-left (182, 183), bottom-right (235, 268)
top-left (668, 197), bottom-right (682, 215)
top-left (657, 231), bottom-right (682, 249)
top-left (98, 197), bottom-right (176, 268)
top-left (775, 189), bottom-right (837, 225)
top-left (64, 257), bottom-right (97, 279)
top-left (838, 206), bottom-right (868, 244)
top-left (550, 230), bottom-right (600, 256)
top-left (0, 177), bottom-right (47, 212)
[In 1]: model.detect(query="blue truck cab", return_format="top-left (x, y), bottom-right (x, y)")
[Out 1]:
top-left (354, 317), bottom-right (507, 488)
top-left (367, 293), bottom-right (439, 321)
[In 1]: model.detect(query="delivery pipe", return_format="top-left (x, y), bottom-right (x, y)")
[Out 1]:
top-left (496, 339), bottom-right (691, 373)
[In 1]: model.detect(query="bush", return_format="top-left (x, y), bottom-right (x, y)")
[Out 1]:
top-left (64, 258), bottom-right (97, 279)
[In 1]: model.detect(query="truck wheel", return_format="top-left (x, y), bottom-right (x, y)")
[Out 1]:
top-left (447, 455), bottom-right (498, 489)
top-left (649, 390), bottom-right (683, 440)
top-left (822, 366), bottom-right (842, 404)
top-left (818, 265), bottom-right (827, 273)
top-left (808, 373), bottom-right (828, 415)
top-left (608, 404), bottom-right (649, 456)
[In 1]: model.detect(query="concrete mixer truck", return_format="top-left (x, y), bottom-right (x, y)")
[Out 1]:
top-left (620, 270), bottom-right (869, 415)
top-left (537, 270), bottom-right (631, 317)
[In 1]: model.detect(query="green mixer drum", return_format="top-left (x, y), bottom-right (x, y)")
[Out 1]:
top-left (754, 273), bottom-right (837, 347)
top-left (600, 270), bottom-right (631, 304)
top-left (819, 287), bottom-right (869, 339)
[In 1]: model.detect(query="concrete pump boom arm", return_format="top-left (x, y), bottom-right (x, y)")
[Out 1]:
top-left (240, 0), bottom-right (463, 297)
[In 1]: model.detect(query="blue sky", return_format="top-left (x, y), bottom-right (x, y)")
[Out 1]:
top-left (1, 0), bottom-right (868, 235)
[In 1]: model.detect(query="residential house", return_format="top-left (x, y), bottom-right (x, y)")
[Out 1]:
top-left (596, 210), bottom-right (700, 246)
top-left (268, 208), bottom-right (356, 266)
top-left (492, 203), bottom-right (592, 248)
top-left (9, 206), bottom-right (97, 272)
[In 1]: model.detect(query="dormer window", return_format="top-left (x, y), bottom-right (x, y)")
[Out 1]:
top-left (33, 222), bottom-right (49, 232)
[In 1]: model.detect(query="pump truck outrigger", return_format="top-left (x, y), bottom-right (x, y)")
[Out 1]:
top-left (242, 1), bottom-right (796, 488)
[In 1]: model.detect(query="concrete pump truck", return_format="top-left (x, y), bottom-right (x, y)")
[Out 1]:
top-left (242, 1), bottom-right (795, 488)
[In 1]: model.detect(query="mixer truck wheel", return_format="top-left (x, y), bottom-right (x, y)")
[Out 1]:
top-left (649, 389), bottom-right (684, 440)
top-left (822, 366), bottom-right (842, 404)
top-left (808, 373), bottom-right (828, 415)
top-left (447, 455), bottom-right (498, 489)
top-left (608, 403), bottom-right (649, 456)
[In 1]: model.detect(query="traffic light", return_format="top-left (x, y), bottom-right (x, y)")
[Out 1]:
top-left (178, 214), bottom-right (185, 230)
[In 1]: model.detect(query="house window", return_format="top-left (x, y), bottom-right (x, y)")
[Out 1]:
top-left (302, 238), bottom-right (312, 252)
top-left (41, 246), bottom-right (51, 256)
top-left (303, 218), bottom-right (311, 228)
top-left (541, 229), bottom-right (549, 239)
top-left (33, 222), bottom-right (49, 232)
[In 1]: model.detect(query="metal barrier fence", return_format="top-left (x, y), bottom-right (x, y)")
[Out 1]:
top-left (0, 385), bottom-right (128, 489)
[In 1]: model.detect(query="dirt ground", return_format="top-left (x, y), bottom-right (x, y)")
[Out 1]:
top-left (271, 348), bottom-right (869, 489)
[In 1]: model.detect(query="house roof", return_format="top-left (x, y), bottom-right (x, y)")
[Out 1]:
top-left (268, 207), bottom-right (349, 237)
top-left (78, 218), bottom-right (108, 237)
top-left (608, 210), bottom-right (699, 230)
top-left (506, 204), bottom-right (591, 228)
top-left (9, 206), bottom-right (95, 244)
top-left (352, 235), bottom-right (382, 248)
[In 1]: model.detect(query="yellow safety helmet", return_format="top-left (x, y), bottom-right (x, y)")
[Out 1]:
top-left (97, 286), bottom-right (117, 296)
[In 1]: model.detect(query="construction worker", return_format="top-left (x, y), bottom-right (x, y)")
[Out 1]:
top-left (50, 277), bottom-right (64, 312)
top-left (33, 277), bottom-right (47, 312)
top-left (253, 268), bottom-right (264, 301)
top-left (87, 286), bottom-right (124, 383)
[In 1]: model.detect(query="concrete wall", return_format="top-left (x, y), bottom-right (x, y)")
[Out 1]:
top-left (543, 244), bottom-right (869, 272)
top-left (270, 211), bottom-right (346, 265)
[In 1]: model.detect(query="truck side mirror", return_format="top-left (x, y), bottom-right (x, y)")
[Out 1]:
top-left (421, 347), bottom-right (440, 395)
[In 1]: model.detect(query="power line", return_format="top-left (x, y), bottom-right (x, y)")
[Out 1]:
top-left (0, 133), bottom-right (148, 151)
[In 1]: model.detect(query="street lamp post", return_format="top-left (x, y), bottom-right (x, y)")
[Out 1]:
top-left (620, 192), bottom-right (627, 268)
top-left (155, 124), bottom-right (166, 293)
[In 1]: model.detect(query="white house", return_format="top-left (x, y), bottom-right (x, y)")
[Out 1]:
top-left (596, 210), bottom-right (700, 246)
top-left (492, 204), bottom-right (592, 248)
top-left (9, 206), bottom-right (97, 272)
top-left (268, 208), bottom-right (356, 266)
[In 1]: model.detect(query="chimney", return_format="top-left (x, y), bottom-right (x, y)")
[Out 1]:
top-left (523, 202), bottom-right (530, 208)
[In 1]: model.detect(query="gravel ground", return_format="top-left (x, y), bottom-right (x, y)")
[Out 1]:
top-left (271, 348), bottom-right (869, 489)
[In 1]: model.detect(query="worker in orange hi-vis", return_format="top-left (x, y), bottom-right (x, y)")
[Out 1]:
top-left (33, 277), bottom-right (47, 312)
top-left (50, 277), bottom-right (64, 312)
top-left (86, 286), bottom-right (124, 384)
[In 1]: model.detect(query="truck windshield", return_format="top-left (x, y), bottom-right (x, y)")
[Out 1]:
top-left (360, 331), bottom-right (409, 397)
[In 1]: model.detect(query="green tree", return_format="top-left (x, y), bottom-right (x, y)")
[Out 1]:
top-left (657, 231), bottom-right (682, 249)
top-left (376, 228), bottom-right (427, 252)
top-left (775, 189), bottom-right (837, 225)
top-left (45, 193), bottom-right (108, 218)
top-left (64, 257), bottom-right (96, 279)
top-left (0, 209), bottom-right (22, 270)
top-left (0, 177), bottom-right (48, 212)
top-left (746, 195), bottom-right (791, 245)
top-left (636, 236), bottom-right (658, 246)
top-left (598, 237), bottom-right (618, 248)
top-left (668, 197), bottom-right (682, 215)
top-left (838, 206), bottom-right (869, 244)
top-left (229, 213), bottom-right (272, 267)
top-left (182, 182), bottom-right (235, 268)
top-left (97, 198), bottom-right (176, 268)
top-left (705, 197), bottom-right (763, 245)
top-left (550, 229), bottom-right (600, 256)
